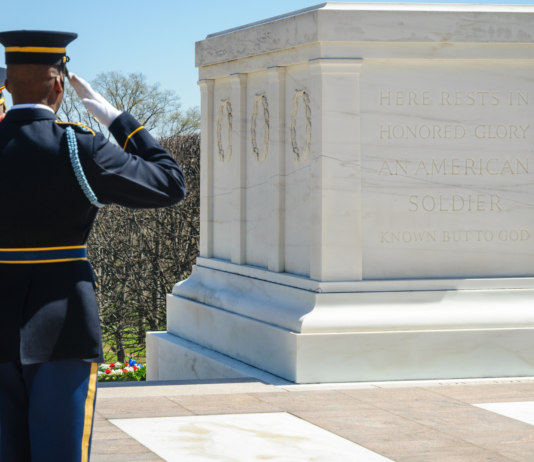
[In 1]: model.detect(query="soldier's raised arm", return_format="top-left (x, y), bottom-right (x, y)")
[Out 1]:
top-left (68, 73), bottom-right (186, 209)
top-left (0, 29), bottom-right (189, 462)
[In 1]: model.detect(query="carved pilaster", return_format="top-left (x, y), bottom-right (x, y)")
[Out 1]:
top-left (308, 58), bottom-right (364, 281)
top-left (266, 67), bottom-right (286, 272)
top-left (198, 79), bottom-right (215, 258)
top-left (229, 73), bottom-right (248, 265)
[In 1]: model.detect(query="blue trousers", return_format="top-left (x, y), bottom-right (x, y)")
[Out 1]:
top-left (0, 358), bottom-right (98, 462)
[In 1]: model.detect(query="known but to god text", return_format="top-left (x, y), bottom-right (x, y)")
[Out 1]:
top-left (380, 230), bottom-right (530, 243)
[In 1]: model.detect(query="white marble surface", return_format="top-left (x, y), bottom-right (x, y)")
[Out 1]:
top-left (146, 331), bottom-right (248, 382)
top-left (110, 413), bottom-right (393, 462)
top-left (172, 266), bottom-right (534, 334)
top-left (167, 271), bottom-right (534, 383)
top-left (283, 63), bottom-right (312, 277)
top-left (295, 327), bottom-right (534, 384)
top-left (199, 44), bottom-right (534, 82)
top-left (196, 258), bottom-right (534, 293)
top-left (167, 292), bottom-right (297, 381)
top-left (206, 2), bottom-right (534, 40)
top-left (146, 331), bottom-right (290, 385)
top-left (474, 401), bottom-right (534, 426)
top-left (361, 60), bottom-right (534, 279)
top-left (196, 9), bottom-right (534, 282)
top-left (149, 4), bottom-right (534, 385)
top-left (267, 66), bottom-right (286, 273)
top-left (197, 3), bottom-right (534, 67)
top-left (309, 59), bottom-right (363, 281)
top-left (211, 77), bottom-right (233, 261)
top-left (198, 79), bottom-right (214, 258)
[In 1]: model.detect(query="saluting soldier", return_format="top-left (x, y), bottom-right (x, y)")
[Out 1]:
top-left (0, 67), bottom-right (6, 120)
top-left (0, 30), bottom-right (186, 461)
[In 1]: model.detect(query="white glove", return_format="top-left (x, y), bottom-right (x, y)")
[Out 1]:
top-left (68, 73), bottom-right (122, 128)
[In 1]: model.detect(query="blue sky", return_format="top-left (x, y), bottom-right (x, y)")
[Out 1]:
top-left (2, 0), bottom-right (532, 110)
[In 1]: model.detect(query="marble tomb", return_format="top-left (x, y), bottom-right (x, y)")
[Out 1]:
top-left (147, 2), bottom-right (534, 383)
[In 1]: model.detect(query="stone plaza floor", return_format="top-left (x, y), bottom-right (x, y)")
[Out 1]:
top-left (92, 377), bottom-right (534, 461)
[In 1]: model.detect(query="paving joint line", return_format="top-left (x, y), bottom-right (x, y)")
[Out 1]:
top-left (334, 388), bottom-right (522, 462)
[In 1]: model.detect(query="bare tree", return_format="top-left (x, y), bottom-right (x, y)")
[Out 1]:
top-left (59, 72), bottom-right (201, 362)
top-left (88, 134), bottom-right (200, 363)
top-left (59, 71), bottom-right (200, 139)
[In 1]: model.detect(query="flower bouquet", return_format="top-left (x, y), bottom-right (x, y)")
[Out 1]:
top-left (98, 359), bottom-right (146, 382)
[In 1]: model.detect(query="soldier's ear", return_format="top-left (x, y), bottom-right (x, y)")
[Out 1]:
top-left (4, 80), bottom-right (10, 94)
top-left (54, 75), bottom-right (64, 95)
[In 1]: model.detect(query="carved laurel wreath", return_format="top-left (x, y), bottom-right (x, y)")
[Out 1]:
top-left (250, 93), bottom-right (270, 163)
top-left (290, 90), bottom-right (312, 164)
top-left (216, 100), bottom-right (233, 163)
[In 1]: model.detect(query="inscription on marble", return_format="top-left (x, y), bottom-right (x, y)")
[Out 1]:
top-left (407, 194), bottom-right (502, 212)
top-left (375, 89), bottom-right (532, 217)
top-left (379, 124), bottom-right (530, 139)
top-left (380, 230), bottom-right (530, 243)
top-left (378, 158), bottom-right (529, 176)
top-left (362, 63), bottom-right (534, 278)
top-left (380, 90), bottom-right (529, 106)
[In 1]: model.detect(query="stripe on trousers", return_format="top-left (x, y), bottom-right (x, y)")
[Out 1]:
top-left (81, 363), bottom-right (98, 462)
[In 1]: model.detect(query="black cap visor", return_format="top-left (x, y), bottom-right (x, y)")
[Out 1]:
top-left (5, 52), bottom-right (65, 65)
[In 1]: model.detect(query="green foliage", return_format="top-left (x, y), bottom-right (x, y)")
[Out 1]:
top-left (98, 368), bottom-right (146, 382)
top-left (98, 362), bottom-right (147, 382)
top-left (103, 334), bottom-right (146, 364)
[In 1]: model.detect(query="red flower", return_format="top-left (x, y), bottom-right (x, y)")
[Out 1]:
top-left (133, 366), bottom-right (138, 371)
top-left (105, 369), bottom-right (111, 374)
top-left (122, 368), bottom-right (128, 373)
top-left (110, 363), bottom-right (115, 368)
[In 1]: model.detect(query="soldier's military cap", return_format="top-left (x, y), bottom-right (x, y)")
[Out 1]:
top-left (0, 30), bottom-right (77, 66)
top-left (0, 67), bottom-right (6, 107)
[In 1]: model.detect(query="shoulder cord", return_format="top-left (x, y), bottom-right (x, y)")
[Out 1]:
top-left (66, 126), bottom-right (104, 208)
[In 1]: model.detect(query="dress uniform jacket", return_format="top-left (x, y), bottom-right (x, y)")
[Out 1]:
top-left (0, 108), bottom-right (186, 365)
